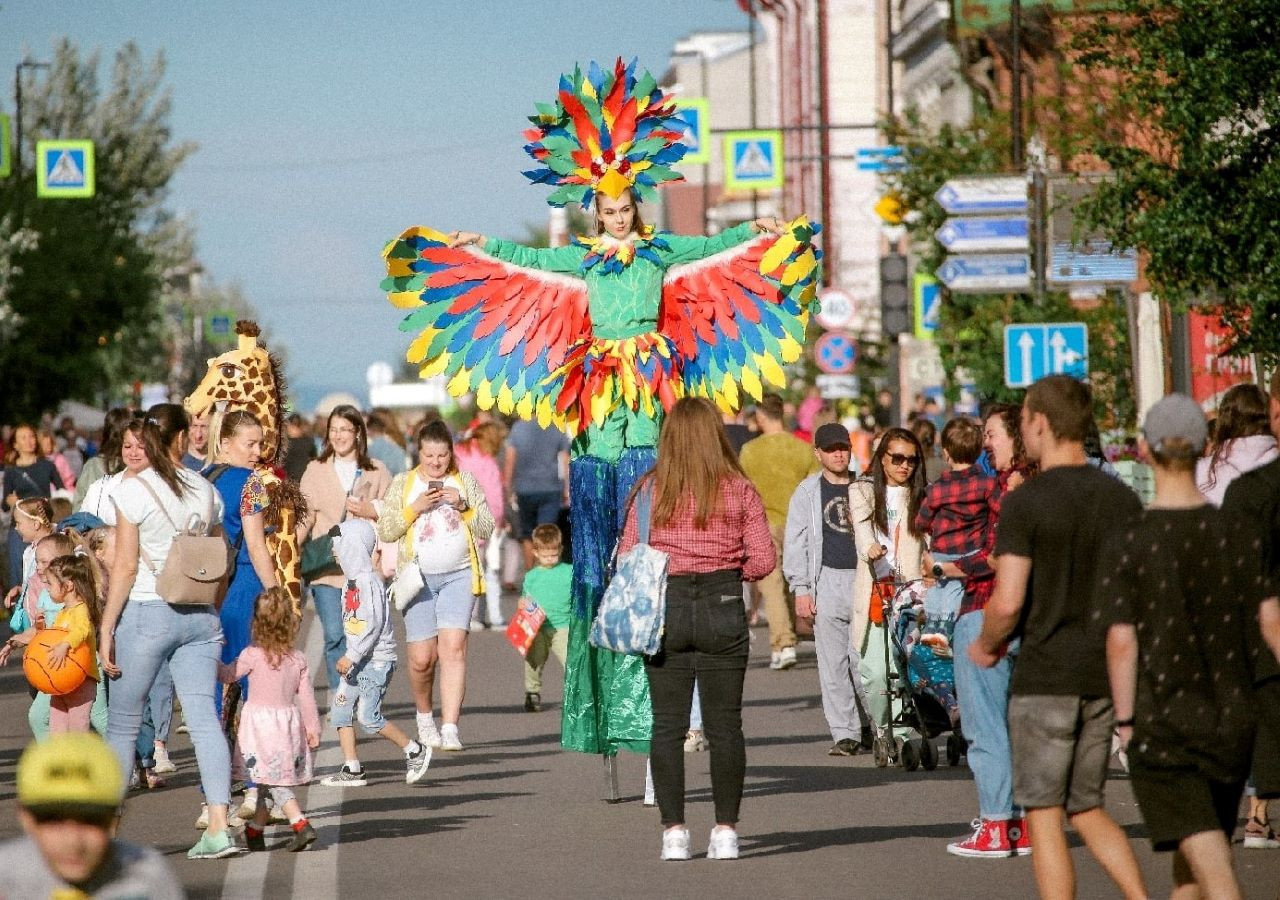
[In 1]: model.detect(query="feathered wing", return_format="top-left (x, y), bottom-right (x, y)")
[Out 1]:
top-left (380, 226), bottom-right (590, 426)
top-left (660, 218), bottom-right (823, 411)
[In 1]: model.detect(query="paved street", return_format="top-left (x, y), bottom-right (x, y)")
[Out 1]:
top-left (1, 601), bottom-right (1277, 899)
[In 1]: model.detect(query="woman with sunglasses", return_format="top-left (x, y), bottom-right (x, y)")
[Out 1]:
top-left (850, 427), bottom-right (927, 743)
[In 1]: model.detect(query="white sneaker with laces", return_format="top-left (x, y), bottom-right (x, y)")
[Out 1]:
top-left (320, 765), bottom-right (368, 787)
top-left (661, 827), bottom-right (691, 861)
top-left (236, 788), bottom-right (258, 820)
top-left (776, 646), bottom-right (797, 670)
top-left (152, 745), bottom-right (177, 775)
top-left (707, 827), bottom-right (740, 860)
top-left (417, 715), bottom-right (442, 749)
top-left (406, 744), bottom-right (432, 784)
top-left (439, 724), bottom-right (463, 751)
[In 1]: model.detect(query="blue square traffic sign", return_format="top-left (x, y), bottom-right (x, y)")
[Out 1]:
top-left (1004, 323), bottom-right (1089, 388)
top-left (36, 140), bottom-right (95, 198)
top-left (723, 130), bottom-right (783, 191)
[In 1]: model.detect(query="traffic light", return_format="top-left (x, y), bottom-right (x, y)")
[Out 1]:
top-left (880, 253), bottom-right (910, 335)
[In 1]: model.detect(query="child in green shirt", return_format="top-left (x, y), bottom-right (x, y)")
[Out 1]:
top-left (521, 524), bottom-right (572, 712)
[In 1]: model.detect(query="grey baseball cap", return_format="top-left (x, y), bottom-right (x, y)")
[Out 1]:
top-left (1143, 393), bottom-right (1207, 454)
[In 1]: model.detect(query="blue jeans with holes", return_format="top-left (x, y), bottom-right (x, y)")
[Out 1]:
top-left (106, 601), bottom-right (230, 806)
top-left (309, 584), bottom-right (347, 694)
top-left (952, 608), bottom-right (1021, 821)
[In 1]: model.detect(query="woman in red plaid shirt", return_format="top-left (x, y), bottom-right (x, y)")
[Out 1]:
top-left (617, 397), bottom-right (775, 862)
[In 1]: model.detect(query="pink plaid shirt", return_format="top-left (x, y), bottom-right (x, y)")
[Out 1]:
top-left (618, 476), bottom-right (775, 581)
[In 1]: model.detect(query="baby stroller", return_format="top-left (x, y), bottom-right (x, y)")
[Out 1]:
top-left (870, 573), bottom-right (967, 771)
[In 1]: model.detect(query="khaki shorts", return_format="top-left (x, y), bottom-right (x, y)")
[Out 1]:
top-left (1008, 694), bottom-right (1113, 815)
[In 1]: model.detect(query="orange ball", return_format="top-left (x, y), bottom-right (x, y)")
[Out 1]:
top-left (23, 628), bottom-right (93, 697)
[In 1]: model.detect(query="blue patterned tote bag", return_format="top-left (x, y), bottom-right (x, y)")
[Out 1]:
top-left (589, 483), bottom-right (668, 656)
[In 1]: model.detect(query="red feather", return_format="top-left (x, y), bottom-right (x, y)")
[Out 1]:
top-left (560, 90), bottom-right (600, 153)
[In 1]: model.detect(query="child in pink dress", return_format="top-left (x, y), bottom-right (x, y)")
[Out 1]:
top-left (219, 587), bottom-right (321, 852)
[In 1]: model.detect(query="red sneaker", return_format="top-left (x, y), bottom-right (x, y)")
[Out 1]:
top-left (946, 818), bottom-right (1016, 858)
top-left (1006, 818), bottom-right (1032, 856)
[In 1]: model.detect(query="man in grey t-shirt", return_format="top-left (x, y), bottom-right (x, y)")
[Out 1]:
top-left (504, 420), bottom-right (570, 567)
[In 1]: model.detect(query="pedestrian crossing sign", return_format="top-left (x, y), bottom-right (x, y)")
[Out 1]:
top-left (0, 115), bottom-right (11, 178)
top-left (723, 130), bottom-right (783, 192)
top-left (673, 98), bottom-right (710, 165)
top-left (36, 140), bottom-right (95, 198)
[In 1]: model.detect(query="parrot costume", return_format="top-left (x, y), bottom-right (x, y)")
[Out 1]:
top-left (381, 58), bottom-right (820, 755)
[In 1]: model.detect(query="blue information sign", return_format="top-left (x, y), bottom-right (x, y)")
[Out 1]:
top-left (1003, 323), bottom-right (1089, 388)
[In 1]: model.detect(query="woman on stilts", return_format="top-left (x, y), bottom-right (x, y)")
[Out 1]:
top-left (380, 57), bottom-right (820, 762)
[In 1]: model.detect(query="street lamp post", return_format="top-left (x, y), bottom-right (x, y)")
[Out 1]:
top-left (13, 58), bottom-right (51, 183)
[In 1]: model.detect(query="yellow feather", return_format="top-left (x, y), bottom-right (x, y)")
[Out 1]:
top-left (740, 367), bottom-right (763, 402)
top-left (447, 368), bottom-right (472, 397)
top-left (515, 394), bottom-right (534, 420)
top-left (387, 290), bottom-right (423, 309)
top-left (779, 335), bottom-right (803, 363)
top-left (535, 397), bottom-right (554, 429)
top-left (418, 354), bottom-right (449, 378)
top-left (496, 383), bottom-right (515, 415)
top-left (384, 258), bottom-right (415, 278)
top-left (782, 255), bottom-right (815, 287)
top-left (759, 354), bottom-right (785, 387)
top-left (590, 388), bottom-right (612, 427)
top-left (475, 381), bottom-right (495, 410)
top-left (759, 235), bottom-right (798, 274)
top-left (407, 329), bottom-right (438, 363)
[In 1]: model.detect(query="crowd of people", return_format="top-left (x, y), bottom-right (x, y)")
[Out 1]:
top-left (0, 375), bottom-right (1278, 898)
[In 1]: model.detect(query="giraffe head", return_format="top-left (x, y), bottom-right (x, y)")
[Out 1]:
top-left (184, 320), bottom-right (286, 464)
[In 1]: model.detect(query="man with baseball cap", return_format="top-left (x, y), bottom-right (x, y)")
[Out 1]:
top-left (1102, 394), bottom-right (1261, 899)
top-left (782, 422), bottom-right (873, 755)
top-left (0, 732), bottom-right (183, 897)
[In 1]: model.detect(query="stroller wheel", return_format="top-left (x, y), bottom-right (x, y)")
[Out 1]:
top-left (899, 738), bottom-right (919, 771)
top-left (946, 733), bottom-right (965, 766)
top-left (919, 737), bottom-right (939, 771)
top-left (872, 735), bottom-right (890, 768)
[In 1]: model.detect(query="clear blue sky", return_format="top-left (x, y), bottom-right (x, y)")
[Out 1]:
top-left (1, 0), bottom-right (748, 411)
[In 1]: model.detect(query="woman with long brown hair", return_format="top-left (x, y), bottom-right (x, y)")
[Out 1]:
top-left (3, 423), bottom-right (64, 591)
top-left (616, 397), bottom-right (774, 861)
top-left (1196, 383), bottom-right (1277, 506)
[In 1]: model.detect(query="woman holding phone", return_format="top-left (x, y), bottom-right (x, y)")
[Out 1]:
top-left (378, 420), bottom-right (494, 751)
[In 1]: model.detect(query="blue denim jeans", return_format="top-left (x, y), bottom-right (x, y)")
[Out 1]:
top-left (952, 608), bottom-right (1021, 821)
top-left (106, 601), bottom-right (230, 806)
top-left (309, 583), bottom-right (347, 693)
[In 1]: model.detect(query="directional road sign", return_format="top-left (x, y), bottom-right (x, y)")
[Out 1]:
top-left (913, 273), bottom-right (940, 339)
top-left (935, 216), bottom-right (1029, 253)
top-left (856, 146), bottom-right (906, 172)
top-left (1003, 322), bottom-right (1089, 388)
top-left (815, 331), bottom-right (857, 375)
top-left (936, 254), bottom-right (1031, 293)
top-left (815, 374), bottom-right (860, 400)
top-left (723, 130), bottom-right (783, 192)
top-left (673, 98), bottom-right (710, 165)
top-left (0, 115), bottom-right (10, 178)
top-left (934, 176), bottom-right (1027, 216)
top-left (1047, 242), bottom-right (1139, 285)
top-left (36, 140), bottom-right (95, 198)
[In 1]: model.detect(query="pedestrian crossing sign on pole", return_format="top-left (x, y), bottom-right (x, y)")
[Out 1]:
top-left (36, 140), bottom-right (95, 198)
top-left (0, 115), bottom-right (11, 179)
top-left (673, 98), bottom-right (710, 165)
top-left (723, 129), bottom-right (783, 192)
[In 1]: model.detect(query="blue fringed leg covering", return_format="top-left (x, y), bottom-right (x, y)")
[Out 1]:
top-left (560, 448), bottom-right (657, 755)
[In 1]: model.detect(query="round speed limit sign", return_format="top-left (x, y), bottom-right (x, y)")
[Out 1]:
top-left (815, 288), bottom-right (855, 331)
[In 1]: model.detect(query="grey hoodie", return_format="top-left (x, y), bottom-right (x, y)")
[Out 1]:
top-left (334, 519), bottom-right (397, 667)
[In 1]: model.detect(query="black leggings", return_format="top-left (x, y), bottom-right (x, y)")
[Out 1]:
top-left (645, 569), bottom-right (749, 827)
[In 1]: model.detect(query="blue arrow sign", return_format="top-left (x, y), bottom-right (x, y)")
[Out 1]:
top-left (1003, 323), bottom-right (1089, 388)
top-left (856, 146), bottom-right (906, 172)
top-left (935, 216), bottom-right (1029, 252)
top-left (936, 254), bottom-right (1031, 292)
top-left (934, 176), bottom-right (1027, 215)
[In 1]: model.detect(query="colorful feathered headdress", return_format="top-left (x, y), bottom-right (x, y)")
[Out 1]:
top-left (522, 58), bottom-right (688, 209)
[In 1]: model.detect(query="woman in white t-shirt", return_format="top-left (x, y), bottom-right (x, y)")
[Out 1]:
top-left (377, 420), bottom-right (494, 752)
top-left (850, 427), bottom-right (926, 741)
top-left (97, 417), bottom-right (238, 860)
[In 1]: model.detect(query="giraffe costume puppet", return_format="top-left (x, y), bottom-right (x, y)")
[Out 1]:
top-left (184, 320), bottom-right (307, 617)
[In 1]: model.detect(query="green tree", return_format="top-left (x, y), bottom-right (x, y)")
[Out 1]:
top-left (1075, 1), bottom-right (1280, 363)
top-left (0, 40), bottom-right (194, 420)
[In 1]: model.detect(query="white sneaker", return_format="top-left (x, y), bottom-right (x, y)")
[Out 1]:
top-left (469, 619), bottom-right (486, 632)
top-left (769, 651), bottom-right (783, 670)
top-left (776, 646), bottom-right (797, 670)
top-left (707, 826), bottom-right (740, 860)
top-left (439, 724), bottom-right (463, 751)
top-left (152, 745), bottom-right (177, 775)
top-left (417, 715), bottom-right (442, 749)
top-left (405, 743), bottom-right (432, 784)
top-left (194, 804), bottom-right (209, 830)
top-left (661, 827), bottom-right (691, 860)
top-left (237, 788), bottom-right (258, 821)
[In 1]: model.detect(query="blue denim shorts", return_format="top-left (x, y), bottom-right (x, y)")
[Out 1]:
top-left (331, 659), bottom-right (394, 735)
top-left (402, 567), bottom-right (473, 642)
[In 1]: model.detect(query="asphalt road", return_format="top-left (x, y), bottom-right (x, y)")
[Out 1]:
top-left (1, 600), bottom-right (1278, 899)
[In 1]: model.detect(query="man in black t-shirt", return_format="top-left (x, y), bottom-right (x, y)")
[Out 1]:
top-left (782, 423), bottom-right (871, 755)
top-left (971, 375), bottom-right (1147, 900)
top-left (1105, 394), bottom-right (1260, 898)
